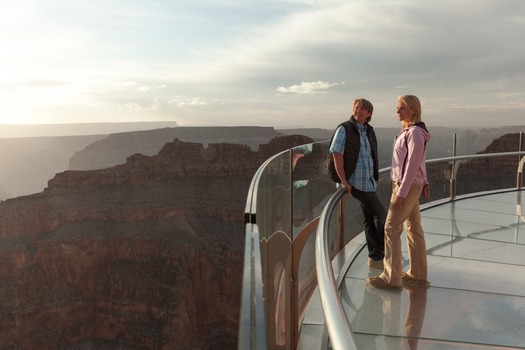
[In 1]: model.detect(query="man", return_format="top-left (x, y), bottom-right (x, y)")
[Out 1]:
top-left (329, 98), bottom-right (386, 268)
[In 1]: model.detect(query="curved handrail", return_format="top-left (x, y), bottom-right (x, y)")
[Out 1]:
top-left (315, 187), bottom-right (357, 350)
top-left (240, 142), bottom-right (525, 350)
top-left (426, 151), bottom-right (525, 164)
top-left (238, 223), bottom-right (268, 350)
top-left (429, 151), bottom-right (525, 199)
top-left (240, 149), bottom-right (289, 350)
top-left (382, 150), bottom-right (525, 175)
top-left (244, 149), bottom-right (289, 224)
top-left (244, 156), bottom-right (271, 223)
top-left (315, 150), bottom-right (525, 350)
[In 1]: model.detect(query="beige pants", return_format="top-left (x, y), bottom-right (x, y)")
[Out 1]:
top-left (380, 182), bottom-right (427, 285)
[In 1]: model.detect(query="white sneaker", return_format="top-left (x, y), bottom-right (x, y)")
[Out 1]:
top-left (368, 258), bottom-right (384, 269)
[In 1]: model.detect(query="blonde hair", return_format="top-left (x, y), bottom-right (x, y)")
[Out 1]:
top-left (398, 95), bottom-right (421, 126)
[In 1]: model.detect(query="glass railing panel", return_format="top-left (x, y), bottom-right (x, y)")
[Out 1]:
top-left (291, 141), bottom-right (339, 341)
top-left (256, 150), bottom-right (293, 349)
top-left (452, 129), bottom-right (525, 195)
top-left (454, 129), bottom-right (525, 157)
top-left (291, 141), bottom-right (336, 238)
top-left (447, 131), bottom-right (468, 157)
top-left (425, 161), bottom-right (453, 202)
top-left (339, 196), bottom-right (371, 251)
top-left (455, 153), bottom-right (519, 195)
top-left (241, 129), bottom-right (525, 349)
top-left (316, 150), bottom-right (525, 350)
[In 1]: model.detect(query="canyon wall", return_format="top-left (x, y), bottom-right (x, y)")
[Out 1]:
top-left (3, 125), bottom-right (523, 201)
top-left (423, 132), bottom-right (524, 201)
top-left (69, 126), bottom-right (283, 171)
top-left (455, 132), bottom-right (524, 194)
top-left (0, 134), bottom-right (313, 349)
top-left (0, 126), bottom-right (283, 201)
top-left (0, 125), bottom-right (522, 349)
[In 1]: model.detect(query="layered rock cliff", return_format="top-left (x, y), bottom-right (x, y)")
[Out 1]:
top-left (455, 132), bottom-right (524, 194)
top-left (0, 134), bottom-right (313, 349)
top-left (423, 132), bottom-right (524, 200)
top-left (3, 125), bottom-right (522, 202)
top-left (69, 126), bottom-right (284, 171)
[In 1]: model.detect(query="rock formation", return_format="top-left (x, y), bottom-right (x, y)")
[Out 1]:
top-left (69, 126), bottom-right (284, 171)
top-left (2, 125), bottom-right (522, 349)
top-left (0, 134), bottom-right (313, 349)
top-left (423, 133), bottom-right (524, 200)
top-left (455, 132), bottom-right (524, 194)
top-left (3, 125), bottom-right (523, 202)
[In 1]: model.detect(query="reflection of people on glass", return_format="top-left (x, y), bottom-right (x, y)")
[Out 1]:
top-left (273, 261), bottom-right (287, 346)
top-left (359, 282), bottom-right (428, 349)
top-left (359, 284), bottom-right (403, 349)
top-left (292, 143), bottom-right (334, 228)
top-left (329, 98), bottom-right (386, 269)
top-left (368, 95), bottom-right (431, 289)
top-left (404, 286), bottom-right (428, 350)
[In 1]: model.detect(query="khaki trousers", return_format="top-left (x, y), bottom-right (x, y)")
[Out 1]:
top-left (380, 182), bottom-right (427, 285)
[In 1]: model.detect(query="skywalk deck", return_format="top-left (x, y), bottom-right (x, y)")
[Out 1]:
top-left (301, 189), bottom-right (525, 349)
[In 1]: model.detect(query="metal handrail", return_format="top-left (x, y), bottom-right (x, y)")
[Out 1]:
top-left (244, 149), bottom-right (290, 223)
top-left (426, 151), bottom-right (525, 165)
top-left (315, 187), bottom-right (357, 350)
top-left (244, 155), bottom-right (275, 223)
top-left (427, 151), bottom-right (525, 199)
top-left (315, 151), bottom-right (525, 350)
top-left (238, 223), bottom-right (267, 350)
top-left (240, 149), bottom-right (287, 350)
top-left (240, 143), bottom-right (525, 350)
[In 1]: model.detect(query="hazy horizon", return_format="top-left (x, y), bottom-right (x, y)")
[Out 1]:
top-left (1, 1), bottom-right (524, 130)
top-left (2, 121), bottom-right (525, 139)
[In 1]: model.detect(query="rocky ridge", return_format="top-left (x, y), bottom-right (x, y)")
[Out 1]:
top-left (69, 126), bottom-right (283, 170)
top-left (0, 134), bottom-right (313, 349)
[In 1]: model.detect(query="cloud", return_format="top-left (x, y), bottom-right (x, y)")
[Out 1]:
top-left (277, 81), bottom-right (338, 94)
top-left (2, 0), bottom-right (525, 128)
top-left (169, 96), bottom-right (209, 107)
top-left (118, 102), bottom-right (142, 111)
top-left (138, 84), bottom-right (166, 93)
top-left (392, 85), bottom-right (412, 89)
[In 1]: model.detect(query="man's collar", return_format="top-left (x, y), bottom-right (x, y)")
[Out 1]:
top-left (350, 115), bottom-right (367, 128)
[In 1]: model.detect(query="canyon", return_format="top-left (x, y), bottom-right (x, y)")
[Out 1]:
top-left (0, 124), bottom-right (523, 349)
top-left (0, 133), bottom-right (313, 349)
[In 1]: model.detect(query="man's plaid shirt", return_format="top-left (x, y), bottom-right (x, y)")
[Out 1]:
top-left (329, 122), bottom-right (377, 192)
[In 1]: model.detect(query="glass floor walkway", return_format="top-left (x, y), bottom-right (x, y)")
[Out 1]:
top-left (300, 189), bottom-right (525, 349)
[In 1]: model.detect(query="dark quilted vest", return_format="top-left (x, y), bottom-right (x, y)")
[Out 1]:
top-left (337, 119), bottom-right (379, 182)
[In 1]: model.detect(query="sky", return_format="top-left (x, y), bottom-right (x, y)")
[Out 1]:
top-left (1, 0), bottom-right (524, 130)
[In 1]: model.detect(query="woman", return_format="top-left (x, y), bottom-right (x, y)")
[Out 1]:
top-left (367, 95), bottom-right (431, 289)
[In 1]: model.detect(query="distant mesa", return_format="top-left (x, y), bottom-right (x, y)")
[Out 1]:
top-left (0, 125), bottom-right (282, 200)
top-left (0, 121), bottom-right (180, 138)
top-left (69, 126), bottom-right (284, 170)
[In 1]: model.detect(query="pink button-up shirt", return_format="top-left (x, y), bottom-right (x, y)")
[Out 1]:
top-left (390, 123), bottom-right (431, 198)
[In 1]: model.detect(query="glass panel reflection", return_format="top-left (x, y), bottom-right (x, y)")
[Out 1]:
top-left (340, 190), bottom-right (525, 349)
